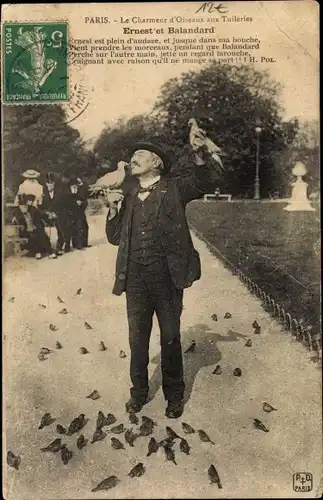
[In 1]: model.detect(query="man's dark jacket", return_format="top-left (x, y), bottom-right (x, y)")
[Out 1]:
top-left (106, 155), bottom-right (220, 296)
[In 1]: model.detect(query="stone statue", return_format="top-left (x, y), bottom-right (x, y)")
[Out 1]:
top-left (284, 162), bottom-right (315, 211)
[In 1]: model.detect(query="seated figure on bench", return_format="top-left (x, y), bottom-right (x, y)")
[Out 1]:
top-left (13, 194), bottom-right (57, 260)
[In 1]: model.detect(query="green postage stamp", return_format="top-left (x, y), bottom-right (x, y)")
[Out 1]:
top-left (3, 22), bottom-right (68, 103)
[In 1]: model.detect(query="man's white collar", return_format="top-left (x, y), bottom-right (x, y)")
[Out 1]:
top-left (139, 175), bottom-right (161, 189)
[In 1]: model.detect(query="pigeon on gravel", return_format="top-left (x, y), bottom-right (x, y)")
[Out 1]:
top-left (212, 365), bottom-right (222, 375)
top-left (129, 413), bottom-right (139, 425)
top-left (38, 412), bottom-right (54, 429)
top-left (182, 422), bottom-right (195, 434)
top-left (252, 321), bottom-right (260, 329)
top-left (208, 464), bottom-right (222, 488)
top-left (224, 312), bottom-right (232, 319)
top-left (109, 423), bottom-right (125, 434)
top-left (56, 424), bottom-right (67, 435)
top-left (91, 428), bottom-right (107, 444)
top-left (86, 390), bottom-right (100, 400)
top-left (79, 347), bottom-right (89, 354)
top-left (59, 308), bottom-right (68, 314)
top-left (56, 341), bottom-right (62, 349)
top-left (61, 445), bottom-right (73, 464)
top-left (7, 451), bottom-right (21, 470)
top-left (245, 339), bottom-right (252, 347)
top-left (38, 351), bottom-right (47, 361)
top-left (164, 445), bottom-right (177, 465)
top-left (184, 340), bottom-right (196, 353)
top-left (262, 402), bottom-right (277, 413)
top-left (197, 429), bottom-right (215, 444)
top-left (40, 438), bottom-right (63, 452)
top-left (125, 428), bottom-right (139, 447)
top-left (253, 419), bottom-right (269, 432)
top-left (84, 321), bottom-right (93, 330)
top-left (233, 368), bottom-right (242, 377)
top-left (49, 324), bottom-right (58, 331)
top-left (106, 413), bottom-right (117, 425)
top-left (147, 437), bottom-right (159, 457)
top-left (166, 426), bottom-right (181, 440)
top-left (99, 341), bottom-right (107, 351)
top-left (211, 313), bottom-right (218, 321)
top-left (179, 438), bottom-right (190, 455)
top-left (76, 288), bottom-right (82, 295)
top-left (159, 437), bottom-right (175, 448)
top-left (8, 297), bottom-right (15, 303)
top-left (96, 411), bottom-right (106, 430)
top-left (128, 463), bottom-right (146, 477)
top-left (57, 296), bottom-right (64, 303)
top-left (254, 326), bottom-right (261, 334)
top-left (139, 421), bottom-right (153, 437)
top-left (77, 435), bottom-right (88, 449)
top-left (119, 350), bottom-right (127, 358)
top-left (38, 304), bottom-right (47, 309)
top-left (67, 414), bottom-right (86, 435)
top-left (91, 476), bottom-right (120, 492)
top-left (111, 437), bottom-right (125, 450)
top-left (39, 347), bottom-right (53, 355)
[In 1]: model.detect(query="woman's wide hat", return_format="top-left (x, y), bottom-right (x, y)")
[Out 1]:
top-left (21, 169), bottom-right (40, 179)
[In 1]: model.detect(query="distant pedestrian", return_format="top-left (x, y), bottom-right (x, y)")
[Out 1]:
top-left (41, 172), bottom-right (65, 255)
top-left (14, 194), bottom-right (57, 260)
top-left (14, 169), bottom-right (43, 207)
top-left (55, 172), bottom-right (74, 252)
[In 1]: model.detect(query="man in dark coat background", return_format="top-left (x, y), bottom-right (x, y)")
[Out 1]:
top-left (106, 126), bottom-right (224, 418)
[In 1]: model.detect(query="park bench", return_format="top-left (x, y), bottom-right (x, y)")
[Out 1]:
top-left (4, 203), bottom-right (28, 257)
top-left (203, 193), bottom-right (232, 202)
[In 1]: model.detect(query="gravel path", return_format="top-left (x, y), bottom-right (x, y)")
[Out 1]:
top-left (3, 213), bottom-right (322, 499)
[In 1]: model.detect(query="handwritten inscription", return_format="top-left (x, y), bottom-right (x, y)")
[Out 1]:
top-left (195, 3), bottom-right (229, 14)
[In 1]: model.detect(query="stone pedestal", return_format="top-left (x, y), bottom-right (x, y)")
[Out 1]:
top-left (284, 162), bottom-right (315, 212)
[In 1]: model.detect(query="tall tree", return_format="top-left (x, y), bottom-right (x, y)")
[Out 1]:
top-left (152, 62), bottom-right (297, 196)
top-left (3, 104), bottom-right (88, 192)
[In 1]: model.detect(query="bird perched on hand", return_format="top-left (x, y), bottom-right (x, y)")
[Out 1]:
top-left (188, 118), bottom-right (224, 169)
top-left (90, 161), bottom-right (128, 194)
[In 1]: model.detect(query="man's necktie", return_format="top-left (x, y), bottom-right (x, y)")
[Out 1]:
top-left (138, 180), bottom-right (160, 194)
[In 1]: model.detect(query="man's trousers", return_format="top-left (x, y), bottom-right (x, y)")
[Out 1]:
top-left (126, 258), bottom-right (185, 403)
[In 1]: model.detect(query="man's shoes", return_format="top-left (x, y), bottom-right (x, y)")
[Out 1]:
top-left (35, 253), bottom-right (42, 260)
top-left (165, 400), bottom-right (184, 419)
top-left (125, 397), bottom-right (147, 414)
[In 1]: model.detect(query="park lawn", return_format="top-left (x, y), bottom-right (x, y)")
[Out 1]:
top-left (187, 201), bottom-right (321, 335)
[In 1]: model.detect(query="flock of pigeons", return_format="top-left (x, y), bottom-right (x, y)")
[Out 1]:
top-left (7, 289), bottom-right (278, 493)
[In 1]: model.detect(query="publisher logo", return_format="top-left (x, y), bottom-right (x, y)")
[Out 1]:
top-left (293, 473), bottom-right (313, 492)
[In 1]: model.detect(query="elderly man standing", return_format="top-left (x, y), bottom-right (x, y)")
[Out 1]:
top-left (106, 126), bottom-right (224, 418)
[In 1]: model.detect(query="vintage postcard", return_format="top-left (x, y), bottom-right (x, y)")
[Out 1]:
top-left (2, 2), bottom-right (321, 499)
